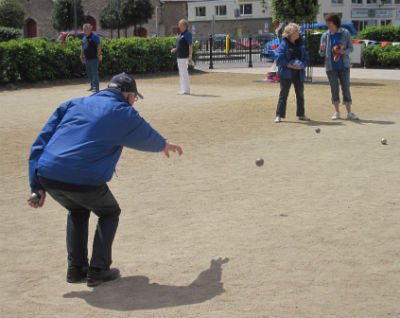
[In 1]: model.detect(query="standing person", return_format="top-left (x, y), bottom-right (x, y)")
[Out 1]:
top-left (27, 73), bottom-right (183, 287)
top-left (171, 19), bottom-right (193, 95)
top-left (80, 23), bottom-right (102, 92)
top-left (319, 13), bottom-right (359, 120)
top-left (275, 23), bottom-right (310, 123)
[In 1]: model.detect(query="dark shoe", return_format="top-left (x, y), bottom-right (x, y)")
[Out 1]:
top-left (87, 88), bottom-right (94, 91)
top-left (67, 266), bottom-right (88, 283)
top-left (87, 267), bottom-right (120, 287)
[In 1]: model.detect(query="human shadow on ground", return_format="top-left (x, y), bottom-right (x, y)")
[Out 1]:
top-left (189, 93), bottom-right (221, 98)
top-left (63, 257), bottom-right (229, 311)
top-left (307, 81), bottom-right (386, 87)
top-left (283, 120), bottom-right (344, 126)
top-left (352, 119), bottom-right (395, 125)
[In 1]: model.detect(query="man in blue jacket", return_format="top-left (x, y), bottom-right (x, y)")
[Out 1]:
top-left (27, 73), bottom-right (183, 287)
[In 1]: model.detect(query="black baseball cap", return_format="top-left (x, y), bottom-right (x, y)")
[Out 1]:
top-left (108, 72), bottom-right (143, 99)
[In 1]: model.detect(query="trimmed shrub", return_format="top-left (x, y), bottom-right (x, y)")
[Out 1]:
top-left (0, 26), bottom-right (21, 42)
top-left (0, 37), bottom-right (197, 83)
top-left (362, 44), bottom-right (400, 68)
top-left (304, 31), bottom-right (324, 65)
top-left (359, 25), bottom-right (400, 42)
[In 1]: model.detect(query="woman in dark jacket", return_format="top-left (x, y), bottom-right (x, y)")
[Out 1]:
top-left (275, 23), bottom-right (310, 123)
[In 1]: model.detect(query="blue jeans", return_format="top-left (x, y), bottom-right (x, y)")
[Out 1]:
top-left (85, 58), bottom-right (99, 91)
top-left (326, 68), bottom-right (352, 106)
top-left (40, 180), bottom-right (121, 270)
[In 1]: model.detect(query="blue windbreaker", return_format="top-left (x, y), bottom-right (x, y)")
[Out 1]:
top-left (29, 89), bottom-right (166, 192)
top-left (275, 38), bottom-right (310, 82)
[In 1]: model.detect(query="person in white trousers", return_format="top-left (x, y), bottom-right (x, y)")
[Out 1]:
top-left (171, 19), bottom-right (193, 95)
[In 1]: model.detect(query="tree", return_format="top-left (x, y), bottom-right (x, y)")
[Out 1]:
top-left (0, 0), bottom-right (25, 29)
top-left (51, 0), bottom-right (85, 31)
top-left (100, 0), bottom-right (154, 37)
top-left (270, 0), bottom-right (319, 24)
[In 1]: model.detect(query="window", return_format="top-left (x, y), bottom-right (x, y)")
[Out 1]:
top-left (366, 0), bottom-right (377, 3)
top-left (240, 4), bottom-right (253, 15)
top-left (352, 20), bottom-right (369, 31)
top-left (352, 0), bottom-right (363, 3)
top-left (380, 19), bottom-right (391, 25)
top-left (381, 0), bottom-right (391, 4)
top-left (215, 5), bottom-right (227, 16)
top-left (195, 7), bottom-right (206, 17)
top-left (395, 0), bottom-right (400, 4)
top-left (324, 12), bottom-right (343, 18)
top-left (331, 0), bottom-right (343, 4)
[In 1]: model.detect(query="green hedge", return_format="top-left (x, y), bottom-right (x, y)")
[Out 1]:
top-left (359, 25), bottom-right (400, 42)
top-left (362, 44), bottom-right (400, 68)
top-left (0, 37), bottom-right (198, 83)
top-left (304, 32), bottom-right (324, 65)
top-left (0, 26), bottom-right (21, 42)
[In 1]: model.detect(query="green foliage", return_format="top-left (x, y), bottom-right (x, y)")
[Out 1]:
top-left (0, 0), bottom-right (26, 28)
top-left (0, 37), bottom-right (196, 83)
top-left (100, 0), bottom-right (154, 36)
top-left (304, 31), bottom-right (324, 65)
top-left (0, 26), bottom-right (21, 42)
top-left (51, 0), bottom-right (85, 31)
top-left (359, 25), bottom-right (400, 42)
top-left (270, 0), bottom-right (319, 23)
top-left (362, 44), bottom-right (400, 68)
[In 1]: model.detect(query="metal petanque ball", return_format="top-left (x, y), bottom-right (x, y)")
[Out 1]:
top-left (30, 192), bottom-right (41, 204)
top-left (381, 138), bottom-right (387, 145)
top-left (315, 128), bottom-right (321, 133)
top-left (256, 158), bottom-right (264, 167)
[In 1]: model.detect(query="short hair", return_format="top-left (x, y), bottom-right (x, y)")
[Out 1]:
top-left (178, 19), bottom-right (188, 28)
top-left (282, 23), bottom-right (300, 39)
top-left (325, 13), bottom-right (341, 28)
top-left (82, 23), bottom-right (93, 30)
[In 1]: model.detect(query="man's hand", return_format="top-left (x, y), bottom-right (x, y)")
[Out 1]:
top-left (320, 42), bottom-right (326, 52)
top-left (98, 55), bottom-right (103, 62)
top-left (188, 56), bottom-right (192, 63)
top-left (80, 56), bottom-right (85, 64)
top-left (171, 48), bottom-right (176, 54)
top-left (163, 142), bottom-right (183, 158)
top-left (288, 64), bottom-right (303, 70)
top-left (27, 190), bottom-right (46, 208)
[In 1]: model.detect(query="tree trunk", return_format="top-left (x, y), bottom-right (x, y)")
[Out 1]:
top-left (125, 28), bottom-right (127, 38)
top-left (111, 29), bottom-right (113, 39)
top-left (117, 27), bottom-right (120, 38)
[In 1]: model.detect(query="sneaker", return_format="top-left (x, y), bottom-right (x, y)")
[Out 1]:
top-left (331, 112), bottom-right (340, 120)
top-left (298, 115), bottom-right (310, 121)
top-left (67, 266), bottom-right (88, 283)
top-left (274, 116), bottom-right (281, 123)
top-left (87, 267), bottom-right (120, 287)
top-left (87, 88), bottom-right (94, 91)
top-left (177, 91), bottom-right (190, 95)
top-left (347, 112), bottom-right (359, 120)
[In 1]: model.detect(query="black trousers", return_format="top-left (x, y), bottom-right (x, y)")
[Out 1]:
top-left (40, 178), bottom-right (121, 270)
top-left (276, 71), bottom-right (305, 118)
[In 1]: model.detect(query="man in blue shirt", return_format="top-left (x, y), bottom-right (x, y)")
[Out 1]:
top-left (171, 19), bottom-right (193, 95)
top-left (80, 24), bottom-right (102, 92)
top-left (27, 73), bottom-right (183, 287)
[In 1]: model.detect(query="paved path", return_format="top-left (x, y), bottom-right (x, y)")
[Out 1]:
top-left (197, 64), bottom-right (400, 81)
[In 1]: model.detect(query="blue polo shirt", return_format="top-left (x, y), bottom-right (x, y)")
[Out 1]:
top-left (82, 32), bottom-right (101, 60)
top-left (176, 30), bottom-right (192, 59)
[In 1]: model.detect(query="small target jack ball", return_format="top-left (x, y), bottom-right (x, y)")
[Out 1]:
top-left (30, 192), bottom-right (41, 204)
top-left (381, 138), bottom-right (387, 145)
top-left (315, 128), bottom-right (321, 133)
top-left (256, 158), bottom-right (264, 167)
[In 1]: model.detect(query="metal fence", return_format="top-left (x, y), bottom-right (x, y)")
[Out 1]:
top-left (195, 35), bottom-right (265, 69)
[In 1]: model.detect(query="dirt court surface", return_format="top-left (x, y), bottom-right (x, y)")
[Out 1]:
top-left (1, 72), bottom-right (399, 318)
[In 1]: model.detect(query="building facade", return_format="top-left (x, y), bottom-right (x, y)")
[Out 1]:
top-left (188, 0), bottom-right (273, 38)
top-left (18, 0), bottom-right (188, 38)
top-left (317, 0), bottom-right (400, 31)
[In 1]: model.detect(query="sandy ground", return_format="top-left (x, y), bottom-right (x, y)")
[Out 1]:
top-left (0, 72), bottom-right (399, 318)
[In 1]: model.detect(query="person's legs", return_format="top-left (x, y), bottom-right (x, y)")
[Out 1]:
top-left (276, 78), bottom-right (292, 119)
top-left (91, 59), bottom-right (99, 91)
top-left (85, 59), bottom-right (93, 90)
top-left (338, 68), bottom-right (352, 112)
top-left (177, 58), bottom-right (190, 94)
top-left (293, 74), bottom-right (305, 117)
top-left (326, 70), bottom-right (341, 117)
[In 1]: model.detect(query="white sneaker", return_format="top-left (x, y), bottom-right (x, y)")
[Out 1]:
top-left (298, 115), bottom-right (310, 121)
top-left (347, 112), bottom-right (359, 120)
top-left (275, 116), bottom-right (281, 123)
top-left (331, 112), bottom-right (340, 120)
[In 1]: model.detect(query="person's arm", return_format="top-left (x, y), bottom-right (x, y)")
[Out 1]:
top-left (188, 44), bottom-right (193, 62)
top-left (343, 31), bottom-right (353, 55)
top-left (97, 44), bottom-right (102, 61)
top-left (186, 32), bottom-right (193, 62)
top-left (80, 48), bottom-right (85, 64)
top-left (275, 42), bottom-right (299, 69)
top-left (120, 107), bottom-right (182, 157)
top-left (29, 101), bottom-right (72, 191)
top-left (319, 33), bottom-right (327, 57)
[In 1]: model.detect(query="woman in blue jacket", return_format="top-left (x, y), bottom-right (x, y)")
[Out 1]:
top-left (275, 23), bottom-right (310, 123)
